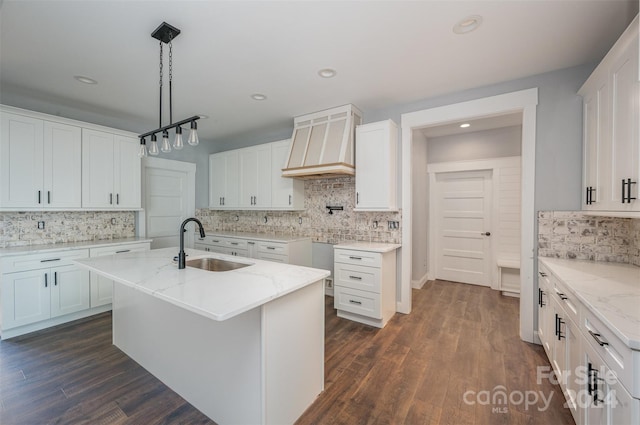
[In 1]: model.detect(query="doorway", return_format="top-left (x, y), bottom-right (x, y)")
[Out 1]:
top-left (400, 88), bottom-right (538, 343)
top-left (139, 157), bottom-right (196, 249)
top-left (434, 170), bottom-right (492, 286)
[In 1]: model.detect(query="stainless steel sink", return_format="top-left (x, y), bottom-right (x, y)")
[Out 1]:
top-left (186, 257), bottom-right (252, 272)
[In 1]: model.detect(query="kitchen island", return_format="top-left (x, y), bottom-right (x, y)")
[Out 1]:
top-left (75, 247), bottom-right (330, 425)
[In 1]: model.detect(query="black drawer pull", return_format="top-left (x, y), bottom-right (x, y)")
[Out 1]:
top-left (115, 250), bottom-right (130, 254)
top-left (212, 240), bottom-right (220, 243)
top-left (230, 242), bottom-right (239, 246)
top-left (40, 258), bottom-right (61, 263)
top-left (349, 299), bottom-right (362, 305)
top-left (44, 273), bottom-right (48, 288)
top-left (349, 275), bottom-right (362, 280)
top-left (558, 293), bottom-right (568, 301)
top-left (54, 271), bottom-right (58, 286)
top-left (349, 256), bottom-right (362, 260)
top-left (266, 246), bottom-right (276, 250)
top-left (588, 330), bottom-right (609, 346)
top-left (539, 271), bottom-right (547, 277)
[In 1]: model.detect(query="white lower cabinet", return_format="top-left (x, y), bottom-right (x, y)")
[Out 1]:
top-left (195, 234), bottom-right (311, 266)
top-left (1, 249), bottom-right (90, 335)
top-left (88, 242), bottom-right (150, 307)
top-left (333, 244), bottom-right (399, 328)
top-left (537, 259), bottom-right (640, 425)
top-left (0, 241), bottom-right (151, 339)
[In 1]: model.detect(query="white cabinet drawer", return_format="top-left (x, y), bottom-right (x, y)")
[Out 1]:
top-left (583, 307), bottom-right (637, 398)
top-left (552, 278), bottom-right (580, 326)
top-left (195, 235), bottom-right (227, 247)
top-left (334, 286), bottom-right (381, 319)
top-left (334, 249), bottom-right (381, 267)
top-left (257, 241), bottom-right (288, 255)
top-left (224, 238), bottom-right (248, 250)
top-left (1, 249), bottom-right (89, 274)
top-left (89, 243), bottom-right (149, 257)
top-left (257, 252), bottom-right (287, 263)
top-left (335, 263), bottom-right (381, 293)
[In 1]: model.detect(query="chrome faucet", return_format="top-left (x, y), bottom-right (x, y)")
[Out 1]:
top-left (178, 218), bottom-right (206, 269)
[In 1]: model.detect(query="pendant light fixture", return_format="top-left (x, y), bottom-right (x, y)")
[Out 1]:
top-left (138, 22), bottom-right (200, 157)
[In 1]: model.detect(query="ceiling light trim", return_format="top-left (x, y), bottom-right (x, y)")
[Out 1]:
top-left (74, 75), bottom-right (98, 85)
top-left (453, 15), bottom-right (483, 34)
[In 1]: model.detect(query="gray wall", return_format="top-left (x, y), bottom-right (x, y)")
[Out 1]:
top-left (427, 125), bottom-right (522, 164)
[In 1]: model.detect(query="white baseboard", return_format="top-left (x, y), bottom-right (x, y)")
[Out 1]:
top-left (411, 272), bottom-right (428, 289)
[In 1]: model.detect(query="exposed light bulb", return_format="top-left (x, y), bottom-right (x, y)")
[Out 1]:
top-left (160, 130), bottom-right (171, 153)
top-left (188, 120), bottom-right (199, 146)
top-left (149, 134), bottom-right (159, 155)
top-left (138, 139), bottom-right (148, 158)
top-left (173, 126), bottom-right (184, 150)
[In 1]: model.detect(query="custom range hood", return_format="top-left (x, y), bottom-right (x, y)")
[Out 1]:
top-left (282, 104), bottom-right (362, 179)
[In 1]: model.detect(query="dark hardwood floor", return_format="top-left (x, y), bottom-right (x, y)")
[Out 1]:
top-left (0, 280), bottom-right (575, 425)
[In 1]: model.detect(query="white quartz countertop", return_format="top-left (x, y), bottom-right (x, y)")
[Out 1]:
top-left (75, 247), bottom-right (330, 322)
top-left (538, 257), bottom-right (640, 350)
top-left (0, 237), bottom-right (153, 257)
top-left (200, 231), bottom-right (311, 243)
top-left (334, 242), bottom-right (401, 253)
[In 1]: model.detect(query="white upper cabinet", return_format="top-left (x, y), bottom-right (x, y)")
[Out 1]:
top-left (239, 144), bottom-right (271, 208)
top-left (271, 139), bottom-right (304, 210)
top-left (210, 140), bottom-right (304, 211)
top-left (354, 119), bottom-right (398, 211)
top-left (209, 150), bottom-right (239, 209)
top-left (0, 112), bottom-right (82, 209)
top-left (580, 16), bottom-right (639, 212)
top-left (82, 129), bottom-right (141, 209)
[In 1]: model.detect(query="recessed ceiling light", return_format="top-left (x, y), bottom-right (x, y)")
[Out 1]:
top-left (453, 15), bottom-right (483, 34)
top-left (460, 123), bottom-right (471, 128)
top-left (318, 68), bottom-right (337, 78)
top-left (73, 75), bottom-right (98, 85)
top-left (251, 93), bottom-right (267, 101)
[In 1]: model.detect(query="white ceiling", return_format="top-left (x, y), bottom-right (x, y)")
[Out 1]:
top-left (0, 1), bottom-right (637, 144)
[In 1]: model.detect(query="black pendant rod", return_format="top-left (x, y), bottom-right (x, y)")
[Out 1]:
top-left (139, 115), bottom-right (200, 140)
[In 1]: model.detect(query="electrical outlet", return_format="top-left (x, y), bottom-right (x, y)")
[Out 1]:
top-left (387, 221), bottom-right (399, 230)
top-left (325, 278), bottom-right (333, 289)
top-left (37, 221), bottom-right (45, 230)
top-left (298, 217), bottom-right (303, 225)
top-left (372, 221), bottom-right (378, 229)
top-left (111, 218), bottom-right (116, 225)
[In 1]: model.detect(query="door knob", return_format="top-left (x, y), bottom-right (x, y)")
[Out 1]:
top-left (481, 232), bottom-right (491, 236)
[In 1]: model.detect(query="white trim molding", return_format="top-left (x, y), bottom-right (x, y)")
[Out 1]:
top-left (400, 88), bottom-right (538, 343)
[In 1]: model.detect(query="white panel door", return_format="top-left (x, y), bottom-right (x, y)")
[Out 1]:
top-left (50, 265), bottom-right (90, 318)
top-left (43, 121), bottom-right (82, 208)
top-left (145, 166), bottom-right (189, 249)
top-left (435, 170), bottom-right (492, 286)
top-left (0, 113), bottom-right (44, 208)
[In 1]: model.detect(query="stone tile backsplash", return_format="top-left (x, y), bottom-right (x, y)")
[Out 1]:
top-left (538, 211), bottom-right (640, 266)
top-left (0, 211), bottom-right (136, 248)
top-left (196, 176), bottom-right (402, 244)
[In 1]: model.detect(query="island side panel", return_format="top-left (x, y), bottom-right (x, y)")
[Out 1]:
top-left (113, 282), bottom-right (262, 425)
top-left (262, 279), bottom-right (325, 424)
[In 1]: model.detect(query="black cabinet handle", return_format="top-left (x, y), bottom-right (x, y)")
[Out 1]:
top-left (47, 191), bottom-right (51, 204)
top-left (117, 194), bottom-right (120, 205)
top-left (586, 186), bottom-right (596, 205)
top-left (289, 194), bottom-right (292, 205)
top-left (110, 193), bottom-right (113, 205)
top-left (622, 178), bottom-right (637, 203)
top-left (557, 293), bottom-right (568, 301)
top-left (349, 299), bottom-right (362, 305)
top-left (588, 330), bottom-right (609, 346)
top-left (539, 271), bottom-right (547, 277)
top-left (41, 258), bottom-right (61, 263)
top-left (266, 246), bottom-right (276, 250)
top-left (115, 249), bottom-right (130, 254)
top-left (54, 271), bottom-right (58, 286)
top-left (349, 275), bottom-right (362, 280)
top-left (44, 273), bottom-right (48, 288)
top-left (356, 192), bottom-right (359, 204)
top-left (556, 315), bottom-right (564, 340)
top-left (349, 256), bottom-right (362, 260)
top-left (38, 190), bottom-right (41, 204)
